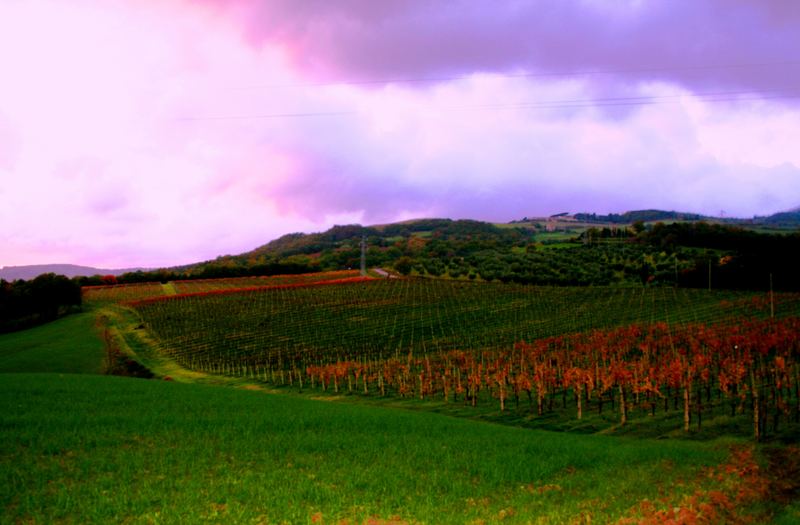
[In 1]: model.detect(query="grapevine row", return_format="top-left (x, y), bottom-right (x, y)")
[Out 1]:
top-left (131, 279), bottom-right (797, 370)
top-left (200, 317), bottom-right (800, 440)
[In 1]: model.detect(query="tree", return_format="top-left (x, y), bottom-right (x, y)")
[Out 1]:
top-left (393, 256), bottom-right (415, 276)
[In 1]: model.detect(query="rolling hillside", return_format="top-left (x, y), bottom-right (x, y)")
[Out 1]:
top-left (0, 264), bottom-right (147, 281)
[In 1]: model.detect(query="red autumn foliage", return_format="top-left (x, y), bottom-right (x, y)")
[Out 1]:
top-left (127, 276), bottom-right (374, 307)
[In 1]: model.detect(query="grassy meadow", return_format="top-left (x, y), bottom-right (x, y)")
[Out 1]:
top-left (0, 312), bottom-right (104, 374)
top-left (1, 373), bottom-right (754, 524)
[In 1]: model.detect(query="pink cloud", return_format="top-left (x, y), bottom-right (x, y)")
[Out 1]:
top-left (217, 0), bottom-right (800, 97)
top-left (1, 0), bottom-right (799, 268)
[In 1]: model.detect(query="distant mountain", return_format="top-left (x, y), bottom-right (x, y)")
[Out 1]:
top-left (0, 264), bottom-right (147, 281)
top-left (760, 210), bottom-right (800, 226)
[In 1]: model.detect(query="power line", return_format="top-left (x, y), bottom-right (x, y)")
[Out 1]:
top-left (458, 88), bottom-right (791, 110)
top-left (176, 88), bottom-right (800, 122)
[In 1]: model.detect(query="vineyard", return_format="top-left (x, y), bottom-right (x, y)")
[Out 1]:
top-left (130, 279), bottom-right (796, 366)
top-left (82, 270), bottom-right (364, 307)
top-left (303, 317), bottom-right (800, 440)
top-left (126, 278), bottom-right (800, 439)
top-left (82, 281), bottom-right (166, 306)
top-left (170, 269), bottom-right (362, 294)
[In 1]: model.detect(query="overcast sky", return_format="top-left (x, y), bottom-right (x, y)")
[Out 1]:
top-left (2, 0), bottom-right (799, 267)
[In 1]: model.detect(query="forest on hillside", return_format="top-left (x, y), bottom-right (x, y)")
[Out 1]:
top-left (88, 220), bottom-right (799, 292)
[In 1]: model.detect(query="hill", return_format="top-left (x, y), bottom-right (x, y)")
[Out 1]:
top-left (72, 210), bottom-right (796, 292)
top-left (243, 218), bottom-right (518, 258)
top-left (761, 210), bottom-right (800, 227)
top-left (0, 264), bottom-right (146, 281)
top-left (531, 207), bottom-right (800, 228)
top-left (222, 209), bottom-right (799, 266)
top-left (8, 209), bottom-right (798, 285)
top-left (174, 218), bottom-right (529, 279)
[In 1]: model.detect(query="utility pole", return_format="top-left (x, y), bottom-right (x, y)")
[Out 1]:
top-left (674, 256), bottom-right (678, 288)
top-left (360, 235), bottom-right (367, 276)
top-left (770, 273), bottom-right (774, 318)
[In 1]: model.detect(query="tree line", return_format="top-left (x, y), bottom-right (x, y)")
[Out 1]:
top-left (0, 274), bottom-right (82, 332)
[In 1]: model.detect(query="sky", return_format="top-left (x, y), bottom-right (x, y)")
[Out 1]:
top-left (1, 0), bottom-right (799, 268)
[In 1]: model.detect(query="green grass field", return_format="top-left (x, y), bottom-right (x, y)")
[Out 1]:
top-left (0, 312), bottom-right (104, 374)
top-left (1, 373), bottom-right (753, 525)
